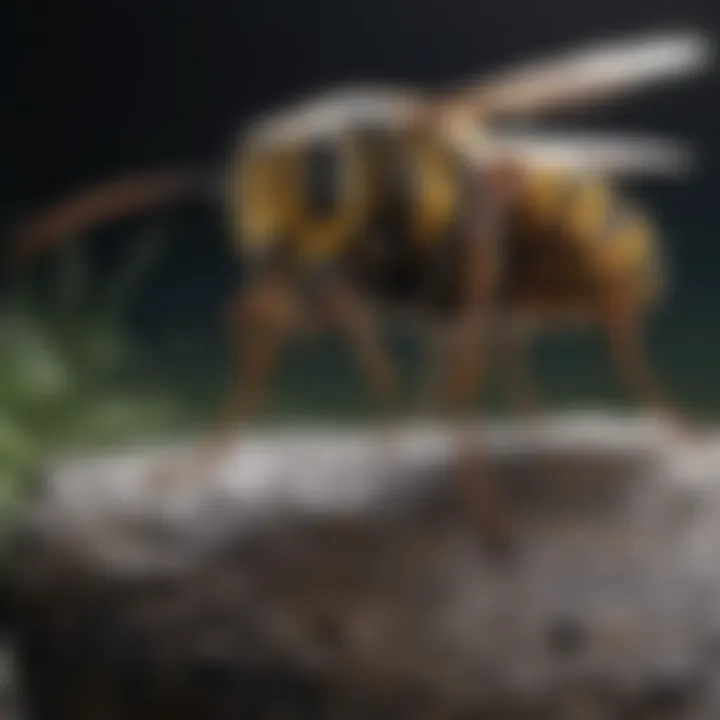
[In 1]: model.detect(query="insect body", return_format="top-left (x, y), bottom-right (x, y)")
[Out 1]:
top-left (9, 32), bottom-right (712, 511)
top-left (225, 107), bottom-right (671, 425)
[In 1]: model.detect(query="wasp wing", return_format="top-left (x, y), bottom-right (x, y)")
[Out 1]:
top-left (447, 123), bottom-right (695, 178)
top-left (249, 86), bottom-right (424, 148)
top-left (447, 31), bottom-right (712, 119)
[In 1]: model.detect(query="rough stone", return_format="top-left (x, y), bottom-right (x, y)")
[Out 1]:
top-left (8, 413), bottom-right (720, 718)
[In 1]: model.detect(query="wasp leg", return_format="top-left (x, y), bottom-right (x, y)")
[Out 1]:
top-left (496, 322), bottom-right (543, 420)
top-left (317, 276), bottom-right (409, 476)
top-left (320, 278), bottom-right (401, 420)
top-left (440, 315), bottom-right (517, 560)
top-left (597, 282), bottom-right (691, 436)
top-left (150, 273), bottom-right (296, 490)
top-left (415, 325), bottom-right (448, 421)
top-left (215, 276), bottom-right (294, 437)
top-left (438, 234), bottom-right (516, 561)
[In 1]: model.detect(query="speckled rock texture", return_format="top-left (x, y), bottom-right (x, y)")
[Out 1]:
top-left (8, 414), bottom-right (720, 719)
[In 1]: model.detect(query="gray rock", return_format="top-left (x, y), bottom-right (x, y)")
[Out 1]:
top-left (8, 413), bottom-right (720, 718)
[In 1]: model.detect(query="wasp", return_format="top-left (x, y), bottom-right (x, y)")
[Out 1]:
top-left (10, 32), bottom-right (712, 550)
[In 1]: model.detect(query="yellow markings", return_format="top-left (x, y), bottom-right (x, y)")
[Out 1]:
top-left (410, 142), bottom-right (458, 248)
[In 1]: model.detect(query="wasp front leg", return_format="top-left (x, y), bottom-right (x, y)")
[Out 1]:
top-left (150, 270), bottom-right (298, 489)
top-left (216, 273), bottom-right (297, 436)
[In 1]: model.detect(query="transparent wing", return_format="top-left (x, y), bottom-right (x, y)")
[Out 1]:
top-left (446, 121), bottom-right (695, 178)
top-left (249, 86), bottom-right (424, 148)
top-left (447, 31), bottom-right (712, 119)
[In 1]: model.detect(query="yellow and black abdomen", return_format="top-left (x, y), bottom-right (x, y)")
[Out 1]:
top-left (504, 171), bottom-right (665, 315)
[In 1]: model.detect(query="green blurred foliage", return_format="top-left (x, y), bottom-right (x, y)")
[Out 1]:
top-left (0, 228), bottom-right (190, 533)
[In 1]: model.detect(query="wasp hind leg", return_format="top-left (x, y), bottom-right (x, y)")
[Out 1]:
top-left (597, 280), bottom-right (691, 438)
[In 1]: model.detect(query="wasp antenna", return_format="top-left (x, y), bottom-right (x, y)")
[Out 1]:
top-left (10, 165), bottom-right (218, 264)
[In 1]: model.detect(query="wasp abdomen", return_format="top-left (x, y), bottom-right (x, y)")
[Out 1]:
top-left (504, 173), bottom-right (664, 316)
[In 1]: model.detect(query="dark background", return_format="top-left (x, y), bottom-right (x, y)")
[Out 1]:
top-left (4, 0), bottom-right (720, 417)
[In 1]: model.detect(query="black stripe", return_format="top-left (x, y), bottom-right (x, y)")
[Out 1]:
top-left (304, 140), bottom-right (343, 218)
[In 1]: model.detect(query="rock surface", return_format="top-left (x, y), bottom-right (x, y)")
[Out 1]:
top-left (8, 413), bottom-right (720, 719)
